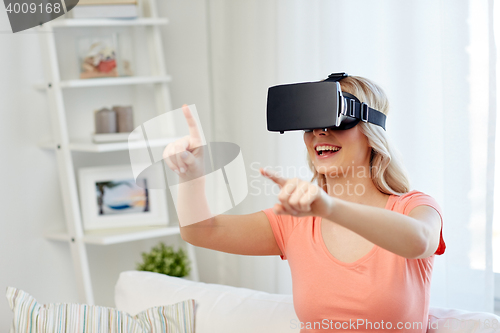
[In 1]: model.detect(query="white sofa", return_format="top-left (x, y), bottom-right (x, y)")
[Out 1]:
top-left (115, 271), bottom-right (500, 333)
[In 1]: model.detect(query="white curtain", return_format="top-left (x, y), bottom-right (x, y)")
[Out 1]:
top-left (206, 0), bottom-right (496, 312)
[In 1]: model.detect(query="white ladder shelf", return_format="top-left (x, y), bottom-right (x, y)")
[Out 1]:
top-left (36, 0), bottom-right (199, 305)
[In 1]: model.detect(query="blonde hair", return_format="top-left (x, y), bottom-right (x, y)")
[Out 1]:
top-left (307, 75), bottom-right (411, 195)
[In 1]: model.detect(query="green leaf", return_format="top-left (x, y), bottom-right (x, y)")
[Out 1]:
top-left (135, 241), bottom-right (191, 278)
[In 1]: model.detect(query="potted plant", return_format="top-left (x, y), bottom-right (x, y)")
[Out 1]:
top-left (136, 242), bottom-right (191, 278)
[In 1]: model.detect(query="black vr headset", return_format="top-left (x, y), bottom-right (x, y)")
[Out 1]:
top-left (266, 72), bottom-right (387, 134)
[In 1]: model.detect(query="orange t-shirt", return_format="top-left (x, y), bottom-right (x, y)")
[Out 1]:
top-left (263, 190), bottom-right (445, 333)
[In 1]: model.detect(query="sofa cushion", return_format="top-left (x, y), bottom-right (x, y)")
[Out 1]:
top-left (7, 286), bottom-right (195, 333)
top-left (115, 271), bottom-right (299, 333)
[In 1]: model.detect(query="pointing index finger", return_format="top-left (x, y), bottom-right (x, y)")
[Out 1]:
top-left (260, 168), bottom-right (287, 187)
top-left (182, 104), bottom-right (203, 145)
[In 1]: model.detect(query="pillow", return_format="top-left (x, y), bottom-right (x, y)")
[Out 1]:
top-left (6, 287), bottom-right (195, 333)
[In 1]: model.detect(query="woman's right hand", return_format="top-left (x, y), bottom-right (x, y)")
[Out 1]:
top-left (162, 104), bottom-right (205, 179)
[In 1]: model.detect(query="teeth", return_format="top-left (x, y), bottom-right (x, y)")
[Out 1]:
top-left (315, 145), bottom-right (341, 152)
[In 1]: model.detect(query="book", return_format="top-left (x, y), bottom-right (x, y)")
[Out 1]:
top-left (78, 0), bottom-right (137, 5)
top-left (71, 4), bottom-right (138, 19)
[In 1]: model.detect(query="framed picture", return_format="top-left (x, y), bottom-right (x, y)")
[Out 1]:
top-left (78, 164), bottom-right (168, 231)
top-left (77, 33), bottom-right (133, 79)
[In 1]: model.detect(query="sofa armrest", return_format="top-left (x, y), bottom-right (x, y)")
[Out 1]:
top-left (428, 307), bottom-right (500, 333)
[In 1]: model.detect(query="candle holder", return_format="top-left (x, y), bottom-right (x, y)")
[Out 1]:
top-left (92, 105), bottom-right (139, 143)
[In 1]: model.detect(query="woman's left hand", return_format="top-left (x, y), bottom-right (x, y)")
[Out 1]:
top-left (260, 168), bottom-right (334, 218)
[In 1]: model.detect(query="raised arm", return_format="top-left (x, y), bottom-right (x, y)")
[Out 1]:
top-left (162, 105), bottom-right (281, 256)
top-left (260, 169), bottom-right (441, 259)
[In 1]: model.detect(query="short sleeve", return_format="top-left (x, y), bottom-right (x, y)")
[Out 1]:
top-left (262, 208), bottom-right (301, 260)
top-left (400, 191), bottom-right (446, 255)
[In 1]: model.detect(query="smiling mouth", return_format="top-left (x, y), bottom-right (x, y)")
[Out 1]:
top-left (315, 145), bottom-right (341, 156)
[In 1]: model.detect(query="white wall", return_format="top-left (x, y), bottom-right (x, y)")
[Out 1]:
top-left (0, 0), bottom-right (214, 329)
top-left (0, 12), bottom-right (78, 329)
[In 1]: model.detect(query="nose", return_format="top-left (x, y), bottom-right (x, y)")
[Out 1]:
top-left (313, 128), bottom-right (329, 137)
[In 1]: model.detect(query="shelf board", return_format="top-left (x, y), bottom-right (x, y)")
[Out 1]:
top-left (50, 17), bottom-right (168, 28)
top-left (34, 75), bottom-right (172, 90)
top-left (45, 226), bottom-right (180, 245)
top-left (39, 136), bottom-right (180, 152)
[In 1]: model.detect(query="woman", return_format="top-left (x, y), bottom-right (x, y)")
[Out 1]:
top-left (163, 75), bottom-right (446, 332)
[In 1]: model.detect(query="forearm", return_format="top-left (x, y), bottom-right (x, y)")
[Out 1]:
top-left (324, 198), bottom-right (427, 259)
top-left (177, 176), bottom-right (216, 242)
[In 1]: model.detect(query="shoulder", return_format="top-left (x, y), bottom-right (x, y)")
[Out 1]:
top-left (262, 208), bottom-right (317, 261)
top-left (394, 190), bottom-right (446, 256)
top-left (391, 190), bottom-right (443, 218)
top-left (386, 191), bottom-right (446, 257)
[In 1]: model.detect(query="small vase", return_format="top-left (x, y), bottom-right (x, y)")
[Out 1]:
top-left (94, 108), bottom-right (117, 134)
top-left (113, 105), bottom-right (134, 133)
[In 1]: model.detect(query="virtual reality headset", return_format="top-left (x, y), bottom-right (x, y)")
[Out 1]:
top-left (266, 72), bottom-right (387, 133)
